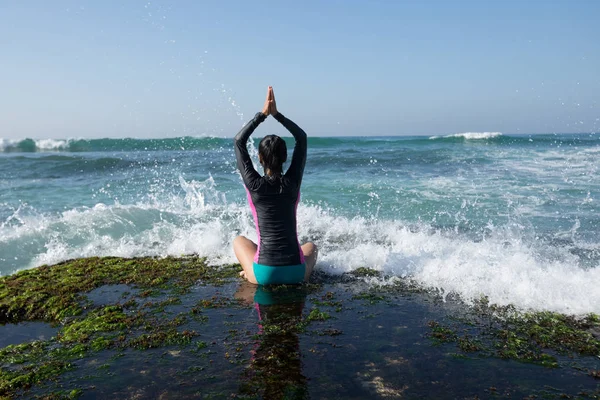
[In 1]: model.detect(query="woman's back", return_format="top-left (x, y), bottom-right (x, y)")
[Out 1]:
top-left (245, 175), bottom-right (303, 266)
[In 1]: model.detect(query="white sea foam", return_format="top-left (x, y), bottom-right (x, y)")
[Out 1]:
top-left (430, 132), bottom-right (503, 140)
top-left (34, 139), bottom-right (70, 150)
top-left (1, 176), bottom-right (599, 315)
top-left (0, 139), bottom-right (19, 152)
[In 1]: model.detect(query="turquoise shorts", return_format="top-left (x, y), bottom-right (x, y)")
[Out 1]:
top-left (252, 263), bottom-right (306, 285)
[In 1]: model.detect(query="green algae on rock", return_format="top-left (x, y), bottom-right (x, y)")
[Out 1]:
top-left (350, 267), bottom-right (381, 278)
top-left (58, 306), bottom-right (128, 344)
top-left (426, 305), bottom-right (600, 369)
top-left (0, 256), bottom-right (239, 324)
top-left (0, 256), bottom-right (241, 398)
top-left (305, 308), bottom-right (331, 322)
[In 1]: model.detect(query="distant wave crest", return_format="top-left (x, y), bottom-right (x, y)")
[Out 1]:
top-left (0, 137), bottom-right (225, 153)
top-left (429, 132), bottom-right (503, 140)
top-left (0, 138), bottom-right (70, 152)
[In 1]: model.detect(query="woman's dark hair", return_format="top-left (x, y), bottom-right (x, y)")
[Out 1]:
top-left (259, 135), bottom-right (287, 174)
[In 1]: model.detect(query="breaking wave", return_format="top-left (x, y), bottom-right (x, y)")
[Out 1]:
top-left (1, 176), bottom-right (598, 316)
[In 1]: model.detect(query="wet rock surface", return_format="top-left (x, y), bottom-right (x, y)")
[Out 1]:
top-left (1, 257), bottom-right (599, 399)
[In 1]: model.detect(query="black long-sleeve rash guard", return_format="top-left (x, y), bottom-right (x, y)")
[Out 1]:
top-left (234, 112), bottom-right (308, 266)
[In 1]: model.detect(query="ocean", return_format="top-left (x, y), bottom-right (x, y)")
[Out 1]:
top-left (1, 133), bottom-right (598, 315)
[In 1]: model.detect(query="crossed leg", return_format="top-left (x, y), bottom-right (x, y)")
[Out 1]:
top-left (300, 242), bottom-right (318, 281)
top-left (233, 236), bottom-right (259, 284)
top-left (233, 236), bottom-right (318, 284)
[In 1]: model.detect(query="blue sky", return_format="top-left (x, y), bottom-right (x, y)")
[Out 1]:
top-left (1, 0), bottom-right (599, 138)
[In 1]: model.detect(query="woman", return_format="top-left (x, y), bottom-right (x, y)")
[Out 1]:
top-left (233, 86), bottom-right (317, 285)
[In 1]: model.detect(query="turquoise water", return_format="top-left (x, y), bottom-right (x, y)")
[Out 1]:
top-left (1, 133), bottom-right (599, 314)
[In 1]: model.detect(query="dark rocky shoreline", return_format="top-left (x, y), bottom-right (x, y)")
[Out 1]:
top-left (1, 257), bottom-right (599, 399)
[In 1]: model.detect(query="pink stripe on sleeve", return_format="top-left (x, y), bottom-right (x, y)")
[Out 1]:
top-left (295, 192), bottom-right (305, 263)
top-left (245, 188), bottom-right (261, 263)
